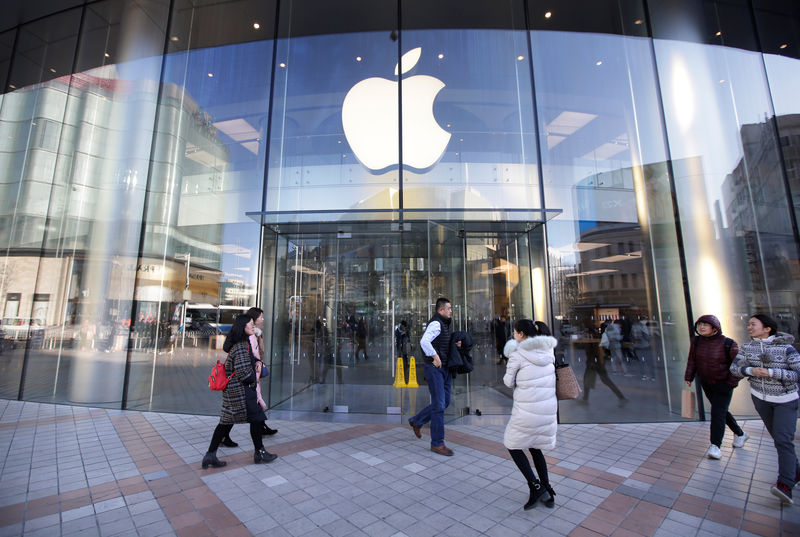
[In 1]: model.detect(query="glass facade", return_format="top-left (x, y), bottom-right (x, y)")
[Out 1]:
top-left (0, 0), bottom-right (797, 423)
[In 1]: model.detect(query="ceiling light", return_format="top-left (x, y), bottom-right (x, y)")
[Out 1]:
top-left (279, 62), bottom-right (286, 68)
top-left (253, 22), bottom-right (260, 29)
top-left (780, 43), bottom-right (788, 49)
top-left (104, 52), bottom-right (110, 58)
top-left (49, 68), bottom-right (56, 73)
top-left (517, 55), bottom-right (524, 61)
top-left (634, 19), bottom-right (643, 25)
top-left (9, 84), bottom-right (15, 89)
top-left (715, 31), bottom-right (721, 36)
top-left (595, 60), bottom-right (603, 66)
top-left (170, 36), bottom-right (179, 41)
top-left (438, 53), bottom-right (444, 59)
top-left (356, 56), bottom-right (362, 62)
top-left (544, 11), bottom-right (552, 19)
top-left (719, 79), bottom-right (725, 83)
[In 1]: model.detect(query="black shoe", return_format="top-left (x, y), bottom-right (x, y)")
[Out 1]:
top-left (262, 423), bottom-right (278, 436)
top-left (254, 448), bottom-right (277, 464)
top-left (220, 436), bottom-right (238, 448)
top-left (201, 451), bottom-right (226, 469)
top-left (524, 481), bottom-right (543, 510)
top-left (542, 486), bottom-right (555, 508)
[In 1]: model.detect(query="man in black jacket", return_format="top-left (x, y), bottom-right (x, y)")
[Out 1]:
top-left (408, 297), bottom-right (456, 456)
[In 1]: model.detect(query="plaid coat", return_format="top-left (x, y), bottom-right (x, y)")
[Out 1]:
top-left (220, 341), bottom-right (263, 424)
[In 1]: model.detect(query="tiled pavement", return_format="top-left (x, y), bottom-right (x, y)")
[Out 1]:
top-left (0, 400), bottom-right (798, 537)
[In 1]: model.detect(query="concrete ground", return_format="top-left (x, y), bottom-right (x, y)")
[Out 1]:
top-left (0, 399), bottom-right (797, 537)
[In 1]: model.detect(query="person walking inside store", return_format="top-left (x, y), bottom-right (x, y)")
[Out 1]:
top-left (579, 321), bottom-right (627, 407)
top-left (632, 317), bottom-right (656, 381)
top-left (730, 314), bottom-right (800, 505)
top-left (246, 307), bottom-right (278, 436)
top-left (201, 314), bottom-right (278, 469)
top-left (494, 308), bottom-right (512, 364)
top-left (503, 319), bottom-right (557, 510)
top-left (684, 314), bottom-right (746, 460)
top-left (408, 297), bottom-right (457, 456)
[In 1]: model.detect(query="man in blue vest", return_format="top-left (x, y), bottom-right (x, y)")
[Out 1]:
top-left (409, 297), bottom-right (456, 456)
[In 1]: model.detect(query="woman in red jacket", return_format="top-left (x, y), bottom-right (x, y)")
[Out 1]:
top-left (684, 314), bottom-right (747, 460)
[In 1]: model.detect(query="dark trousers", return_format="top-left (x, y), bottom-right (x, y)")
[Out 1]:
top-left (700, 382), bottom-right (743, 447)
top-left (508, 448), bottom-right (550, 488)
top-left (208, 422), bottom-right (263, 452)
top-left (752, 396), bottom-right (799, 486)
top-left (583, 361), bottom-right (625, 400)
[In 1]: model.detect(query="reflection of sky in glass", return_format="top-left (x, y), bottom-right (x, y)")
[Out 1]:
top-left (763, 54), bottom-right (800, 116)
top-left (158, 40), bottom-right (273, 289)
top-left (533, 31), bottom-right (668, 238)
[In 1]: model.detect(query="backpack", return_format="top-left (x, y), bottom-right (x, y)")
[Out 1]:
top-left (208, 360), bottom-right (234, 390)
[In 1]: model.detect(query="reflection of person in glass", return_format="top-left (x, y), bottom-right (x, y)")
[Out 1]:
top-left (730, 314), bottom-right (800, 505)
top-left (355, 317), bottom-right (369, 361)
top-left (604, 320), bottom-right (628, 375)
top-left (493, 308), bottom-right (511, 365)
top-left (408, 298), bottom-right (456, 456)
top-left (503, 319), bottom-right (557, 510)
top-left (632, 318), bottom-right (655, 381)
top-left (579, 322), bottom-right (627, 407)
top-left (201, 315), bottom-right (277, 469)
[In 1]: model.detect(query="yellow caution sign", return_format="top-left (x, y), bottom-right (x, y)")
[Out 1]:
top-left (407, 356), bottom-right (419, 388)
top-left (393, 357), bottom-right (407, 387)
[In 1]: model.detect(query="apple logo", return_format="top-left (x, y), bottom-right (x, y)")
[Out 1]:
top-left (342, 47), bottom-right (451, 173)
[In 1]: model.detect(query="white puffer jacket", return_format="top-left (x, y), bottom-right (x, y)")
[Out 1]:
top-left (502, 335), bottom-right (558, 450)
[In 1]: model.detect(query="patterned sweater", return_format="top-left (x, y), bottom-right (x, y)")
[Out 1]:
top-left (730, 333), bottom-right (800, 403)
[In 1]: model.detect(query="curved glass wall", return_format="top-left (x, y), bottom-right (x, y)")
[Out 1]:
top-left (0, 0), bottom-right (797, 423)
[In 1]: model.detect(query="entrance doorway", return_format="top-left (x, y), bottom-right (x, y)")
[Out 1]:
top-left (262, 221), bottom-right (546, 419)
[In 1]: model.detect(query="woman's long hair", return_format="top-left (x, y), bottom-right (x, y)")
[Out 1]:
top-left (223, 314), bottom-right (252, 353)
top-left (245, 307), bottom-right (263, 322)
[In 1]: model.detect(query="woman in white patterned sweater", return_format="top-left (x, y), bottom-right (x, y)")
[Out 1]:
top-left (730, 314), bottom-right (800, 505)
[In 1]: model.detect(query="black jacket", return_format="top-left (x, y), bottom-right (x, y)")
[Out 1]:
top-left (448, 331), bottom-right (474, 377)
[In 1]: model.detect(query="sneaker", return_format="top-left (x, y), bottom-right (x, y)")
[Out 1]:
top-left (732, 432), bottom-right (748, 448)
top-left (771, 481), bottom-right (793, 505)
top-left (707, 445), bottom-right (722, 459)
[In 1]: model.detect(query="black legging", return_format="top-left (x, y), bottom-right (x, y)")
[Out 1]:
top-left (208, 423), bottom-right (263, 452)
top-left (508, 448), bottom-right (550, 487)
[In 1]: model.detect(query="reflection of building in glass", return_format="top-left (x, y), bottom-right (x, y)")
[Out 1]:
top-left (722, 115), bottom-right (800, 329)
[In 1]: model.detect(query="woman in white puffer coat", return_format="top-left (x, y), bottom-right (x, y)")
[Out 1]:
top-left (503, 319), bottom-right (558, 510)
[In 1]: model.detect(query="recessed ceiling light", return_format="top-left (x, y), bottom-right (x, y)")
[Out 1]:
top-left (356, 56), bottom-right (362, 62)
top-left (517, 55), bottom-right (524, 61)
top-left (715, 31), bottom-right (722, 36)
top-left (279, 62), bottom-right (286, 68)
top-left (446, 124), bottom-right (451, 128)
top-left (337, 140), bottom-right (342, 144)
top-left (171, 36), bottom-right (179, 42)
top-left (719, 79), bottom-right (725, 83)
top-left (544, 11), bottom-right (552, 19)
top-left (9, 84), bottom-right (15, 89)
top-left (49, 68), bottom-right (56, 73)
top-left (438, 53), bottom-right (444, 59)
top-left (104, 52), bottom-right (110, 58)
top-left (780, 43), bottom-right (788, 49)
top-left (595, 60), bottom-right (603, 66)
top-left (207, 73), bottom-right (213, 77)
top-left (253, 22), bottom-right (260, 29)
top-left (634, 19), bottom-right (643, 25)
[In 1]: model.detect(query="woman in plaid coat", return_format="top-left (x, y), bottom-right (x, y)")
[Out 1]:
top-left (202, 315), bottom-right (278, 469)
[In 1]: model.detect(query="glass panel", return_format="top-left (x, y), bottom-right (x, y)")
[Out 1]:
top-left (126, 0), bottom-right (276, 411)
top-left (400, 0), bottom-right (539, 212)
top-left (0, 9), bottom-right (82, 400)
top-left (266, 0), bottom-right (399, 216)
top-left (533, 2), bottom-right (689, 422)
top-left (1, 1), bottom-right (170, 406)
top-left (652, 1), bottom-right (799, 414)
top-left (754, 1), bottom-right (800, 340)
top-left (0, 29), bottom-right (14, 93)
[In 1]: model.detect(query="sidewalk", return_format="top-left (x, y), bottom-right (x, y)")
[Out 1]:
top-left (0, 400), bottom-right (797, 537)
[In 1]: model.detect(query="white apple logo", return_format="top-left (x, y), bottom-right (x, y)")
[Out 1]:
top-left (342, 47), bottom-right (451, 172)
